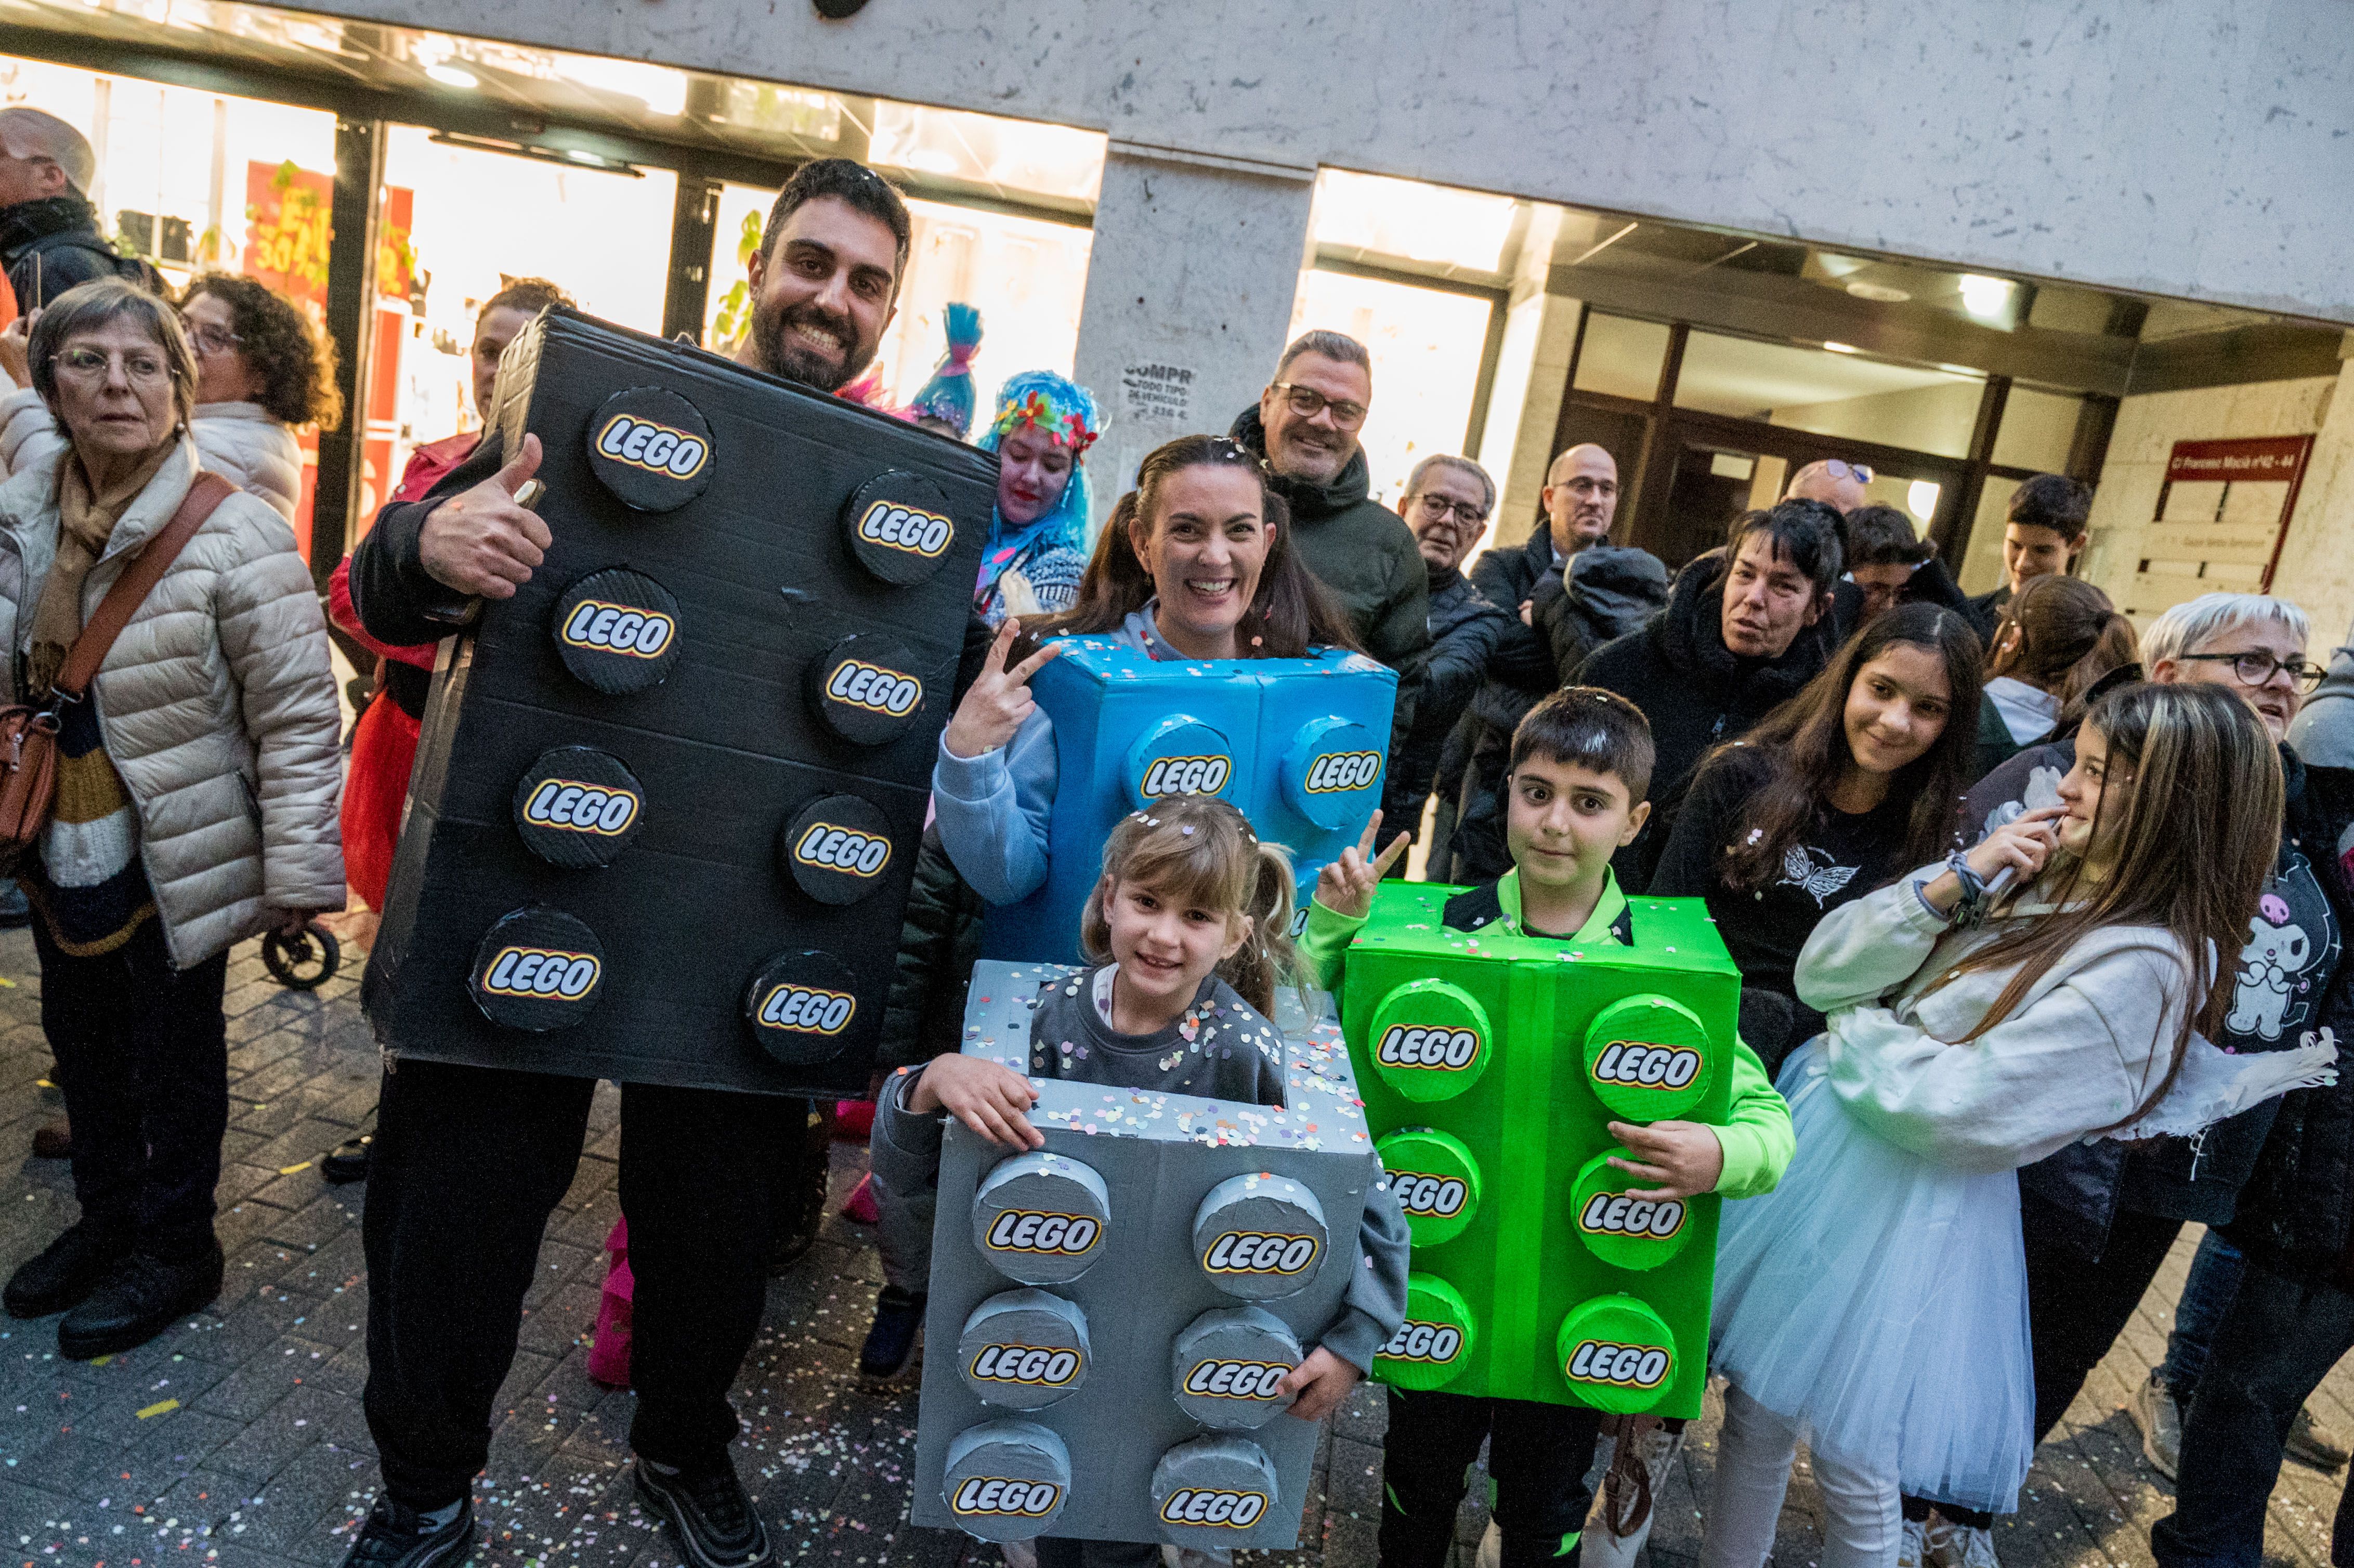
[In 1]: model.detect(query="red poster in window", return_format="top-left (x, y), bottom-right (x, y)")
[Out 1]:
top-left (244, 160), bottom-right (331, 309)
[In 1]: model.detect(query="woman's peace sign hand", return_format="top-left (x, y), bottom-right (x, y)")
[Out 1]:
top-left (1314, 809), bottom-right (1414, 920)
top-left (943, 619), bottom-right (1064, 760)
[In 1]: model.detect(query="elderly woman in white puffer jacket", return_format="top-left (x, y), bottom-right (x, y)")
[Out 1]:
top-left (0, 271), bottom-right (338, 521)
top-left (0, 279), bottom-right (343, 1361)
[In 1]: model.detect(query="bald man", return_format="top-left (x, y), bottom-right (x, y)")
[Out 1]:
top-left (1785, 456), bottom-right (1871, 515)
top-left (0, 106), bottom-right (138, 310)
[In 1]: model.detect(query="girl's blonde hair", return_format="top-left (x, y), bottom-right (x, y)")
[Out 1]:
top-left (1080, 794), bottom-right (1301, 1015)
top-left (1924, 681), bottom-right (2283, 1133)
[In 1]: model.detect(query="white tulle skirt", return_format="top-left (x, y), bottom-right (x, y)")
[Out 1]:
top-left (1709, 1039), bottom-right (2035, 1514)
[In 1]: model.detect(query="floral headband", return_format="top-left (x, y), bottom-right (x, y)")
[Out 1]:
top-left (992, 388), bottom-right (1100, 458)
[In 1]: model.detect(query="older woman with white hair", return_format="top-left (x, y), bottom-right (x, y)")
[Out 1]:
top-left (0, 278), bottom-right (343, 1360)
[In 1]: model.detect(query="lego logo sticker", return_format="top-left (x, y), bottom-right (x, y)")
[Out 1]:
top-left (971, 1151), bottom-right (1112, 1286)
top-left (1172, 1306), bottom-right (1302, 1429)
top-left (1569, 1151), bottom-right (1697, 1270)
top-left (1193, 1173), bottom-right (1327, 1301)
top-left (511, 747), bottom-right (647, 869)
top-left (1583, 995), bottom-right (1717, 1120)
top-left (1280, 714), bottom-right (1386, 829)
top-left (1151, 1437), bottom-right (1282, 1547)
top-left (1140, 755), bottom-right (1233, 798)
top-left (1123, 715), bottom-right (1236, 808)
top-left (941, 1421), bottom-right (1070, 1541)
top-left (741, 950), bottom-right (861, 1066)
top-left (584, 386), bottom-right (714, 513)
top-left (957, 1289), bottom-right (1091, 1410)
top-left (1365, 979), bottom-right (1495, 1102)
top-left (842, 471), bottom-right (961, 585)
top-left (1377, 1127), bottom-right (1484, 1246)
top-left (469, 908), bottom-right (606, 1033)
top-left (779, 793), bottom-right (898, 907)
top-left (550, 568), bottom-right (684, 695)
top-left (1555, 1295), bottom-right (1678, 1415)
top-left (1372, 1275), bottom-right (1477, 1391)
top-left (809, 633), bottom-right (931, 746)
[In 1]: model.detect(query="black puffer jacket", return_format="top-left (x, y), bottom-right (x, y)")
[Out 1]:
top-left (1443, 539), bottom-right (1668, 882)
top-left (1382, 565), bottom-right (1508, 830)
top-left (0, 194), bottom-right (146, 308)
top-left (1570, 551), bottom-right (1832, 891)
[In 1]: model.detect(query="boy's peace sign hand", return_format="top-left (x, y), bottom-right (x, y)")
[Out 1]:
top-left (1314, 810), bottom-right (1413, 920)
top-left (944, 619), bottom-right (1064, 760)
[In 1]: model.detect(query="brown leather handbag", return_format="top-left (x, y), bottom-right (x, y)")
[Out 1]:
top-left (0, 472), bottom-right (236, 860)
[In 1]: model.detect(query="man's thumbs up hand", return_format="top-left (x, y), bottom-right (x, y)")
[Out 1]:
top-left (419, 432), bottom-right (554, 600)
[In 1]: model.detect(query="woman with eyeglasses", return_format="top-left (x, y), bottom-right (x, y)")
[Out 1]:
top-left (0, 279), bottom-right (342, 1358)
top-left (1938, 592), bottom-right (2354, 1554)
top-left (171, 273), bottom-right (342, 524)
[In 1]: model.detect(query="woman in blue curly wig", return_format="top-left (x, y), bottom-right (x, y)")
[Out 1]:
top-left (974, 368), bottom-right (1101, 626)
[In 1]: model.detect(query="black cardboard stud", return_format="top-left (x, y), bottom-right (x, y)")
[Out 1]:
top-left (843, 471), bottom-right (958, 585)
top-left (512, 746), bottom-right (648, 868)
top-left (470, 907), bottom-right (607, 1031)
top-left (808, 632), bottom-right (928, 746)
top-left (551, 567), bottom-right (683, 694)
top-left (585, 385), bottom-right (715, 512)
top-left (780, 792), bottom-right (898, 905)
top-left (743, 949), bottom-right (862, 1065)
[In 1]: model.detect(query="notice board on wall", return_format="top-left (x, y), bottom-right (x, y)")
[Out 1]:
top-left (2123, 435), bottom-right (2316, 621)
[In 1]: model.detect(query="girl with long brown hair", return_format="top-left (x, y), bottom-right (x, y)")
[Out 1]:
top-left (932, 432), bottom-right (1359, 905)
top-left (1652, 602), bottom-right (1983, 1069)
top-left (1697, 682), bottom-right (2335, 1568)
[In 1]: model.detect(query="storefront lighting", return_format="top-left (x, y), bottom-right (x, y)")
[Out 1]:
top-left (1958, 273), bottom-right (2013, 319)
top-left (425, 63), bottom-right (480, 89)
top-left (1907, 479), bottom-right (1942, 521)
top-left (1822, 341), bottom-right (1859, 354)
top-left (1845, 281), bottom-right (1911, 303)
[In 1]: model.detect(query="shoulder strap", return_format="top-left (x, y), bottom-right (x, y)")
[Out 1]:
top-left (55, 471), bottom-right (236, 700)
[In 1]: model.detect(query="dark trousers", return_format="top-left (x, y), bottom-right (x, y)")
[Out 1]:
top-left (361, 1058), bottom-right (797, 1507)
top-left (2151, 1261), bottom-right (2354, 1568)
top-left (1379, 1389), bottom-right (1600, 1568)
top-left (33, 915), bottom-right (229, 1260)
top-left (2021, 1195), bottom-right (2185, 1442)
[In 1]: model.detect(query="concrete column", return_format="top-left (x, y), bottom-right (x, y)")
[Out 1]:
top-left (1070, 142), bottom-right (1317, 531)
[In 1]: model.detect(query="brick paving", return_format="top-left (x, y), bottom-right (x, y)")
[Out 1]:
top-left (2, 923), bottom-right (2351, 1568)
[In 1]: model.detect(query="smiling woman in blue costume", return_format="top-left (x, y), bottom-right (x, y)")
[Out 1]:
top-left (973, 368), bottom-right (1100, 626)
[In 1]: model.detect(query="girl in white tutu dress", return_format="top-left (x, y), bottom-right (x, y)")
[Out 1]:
top-left (1702, 683), bottom-right (2338, 1568)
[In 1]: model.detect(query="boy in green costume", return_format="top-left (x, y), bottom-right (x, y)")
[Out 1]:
top-left (1299, 689), bottom-right (1794, 1568)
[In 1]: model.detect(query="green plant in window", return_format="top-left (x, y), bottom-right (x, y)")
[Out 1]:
top-left (709, 208), bottom-right (765, 353)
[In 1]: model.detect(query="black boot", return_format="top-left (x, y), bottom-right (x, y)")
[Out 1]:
top-left (3, 1221), bottom-right (132, 1317)
top-left (58, 1243), bottom-right (224, 1358)
top-left (335, 1495), bottom-right (475, 1568)
top-left (768, 1101), bottom-right (833, 1272)
top-left (858, 1285), bottom-right (925, 1378)
top-left (322, 1131), bottom-right (373, 1184)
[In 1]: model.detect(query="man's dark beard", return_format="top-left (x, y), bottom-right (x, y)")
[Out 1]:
top-left (748, 297), bottom-right (874, 394)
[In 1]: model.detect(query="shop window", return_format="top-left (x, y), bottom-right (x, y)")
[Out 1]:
top-left (1992, 385), bottom-right (2082, 473)
top-left (703, 184), bottom-right (1092, 430)
top-left (1311, 169), bottom-right (1520, 276)
top-left (1572, 313), bottom-right (1670, 402)
top-left (868, 102), bottom-right (1106, 207)
top-left (1288, 269), bottom-right (1495, 506)
top-left (1673, 331), bottom-right (1983, 460)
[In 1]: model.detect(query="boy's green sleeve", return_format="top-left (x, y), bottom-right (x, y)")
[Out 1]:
top-left (1709, 1035), bottom-right (1794, 1200)
top-left (1298, 897), bottom-right (1367, 991)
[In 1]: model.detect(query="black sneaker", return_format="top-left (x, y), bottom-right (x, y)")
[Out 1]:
top-left (4, 1222), bottom-right (133, 1317)
top-left (336, 1496), bottom-right (475, 1568)
top-left (859, 1286), bottom-right (925, 1378)
top-left (635, 1455), bottom-right (775, 1568)
top-left (58, 1244), bottom-right (224, 1359)
top-left (322, 1132), bottom-right (373, 1184)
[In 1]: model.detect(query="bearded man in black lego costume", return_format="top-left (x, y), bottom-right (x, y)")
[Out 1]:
top-left (338, 160), bottom-right (927, 1568)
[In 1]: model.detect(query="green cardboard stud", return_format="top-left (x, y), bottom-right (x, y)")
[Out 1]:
top-left (1569, 1151), bottom-right (1694, 1271)
top-left (1341, 882), bottom-right (1740, 1418)
top-left (1583, 995), bottom-right (1716, 1121)
top-left (1556, 1294), bottom-right (1678, 1414)
top-left (1375, 1128), bottom-right (1483, 1246)
top-left (1366, 979), bottom-right (1494, 1102)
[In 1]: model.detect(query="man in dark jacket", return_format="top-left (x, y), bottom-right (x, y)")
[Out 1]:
top-left (1438, 445), bottom-right (1668, 881)
top-left (1573, 500), bottom-right (1841, 890)
top-left (0, 108), bottom-right (141, 308)
top-left (1963, 472), bottom-right (2091, 641)
top-left (1232, 329), bottom-right (1429, 746)
top-left (1380, 453), bottom-right (1509, 855)
top-left (333, 158), bottom-right (919, 1568)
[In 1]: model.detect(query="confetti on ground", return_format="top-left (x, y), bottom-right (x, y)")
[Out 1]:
top-left (278, 1160), bottom-right (313, 1174)
top-left (136, 1397), bottom-right (179, 1419)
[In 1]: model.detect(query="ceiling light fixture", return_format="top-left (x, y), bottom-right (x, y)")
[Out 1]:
top-left (1845, 281), bottom-right (1911, 303)
top-left (425, 63), bottom-right (480, 89)
top-left (1823, 341), bottom-right (1859, 354)
top-left (1958, 273), bottom-right (2013, 319)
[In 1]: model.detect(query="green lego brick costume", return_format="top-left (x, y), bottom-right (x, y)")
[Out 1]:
top-left (1300, 869), bottom-right (1791, 1419)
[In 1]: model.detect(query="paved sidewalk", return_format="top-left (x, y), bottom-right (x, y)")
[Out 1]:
top-left (2, 925), bottom-right (2350, 1568)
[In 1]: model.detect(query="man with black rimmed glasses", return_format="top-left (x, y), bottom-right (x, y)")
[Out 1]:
top-left (1231, 329), bottom-right (1429, 746)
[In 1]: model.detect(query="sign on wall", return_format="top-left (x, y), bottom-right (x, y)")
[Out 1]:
top-left (2124, 435), bottom-right (2316, 621)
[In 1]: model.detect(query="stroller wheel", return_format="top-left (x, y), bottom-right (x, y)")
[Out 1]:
top-left (262, 922), bottom-right (342, 990)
